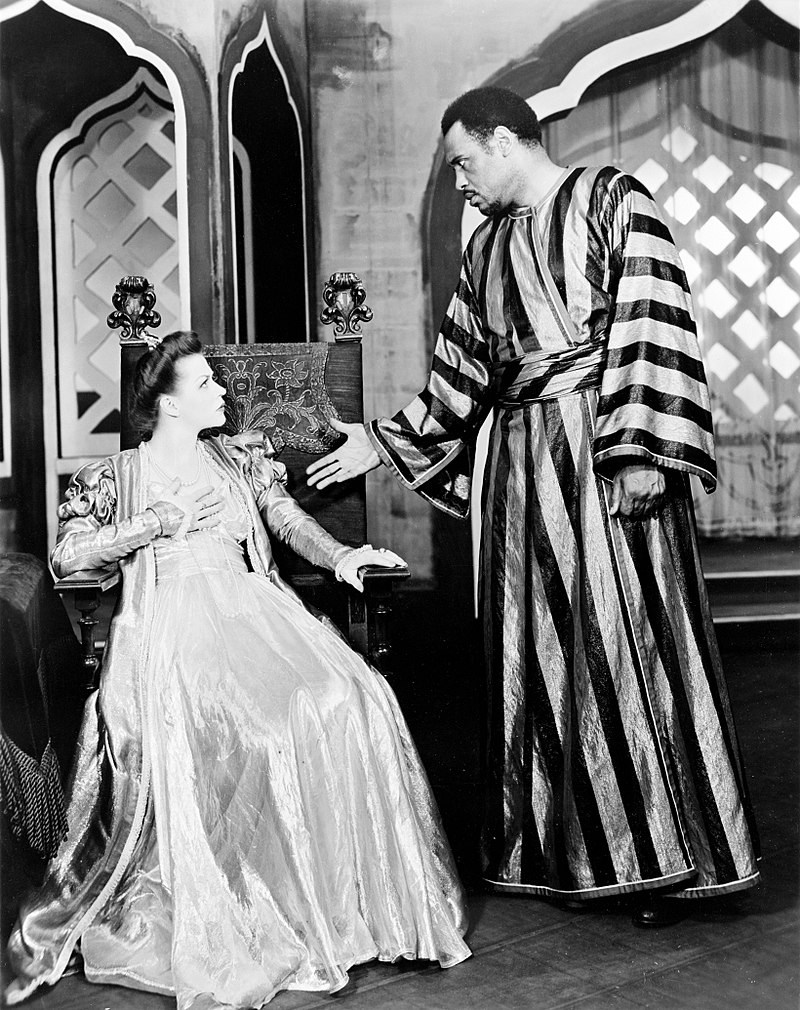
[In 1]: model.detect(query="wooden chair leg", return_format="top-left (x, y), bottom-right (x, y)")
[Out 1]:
top-left (365, 578), bottom-right (394, 675)
top-left (72, 588), bottom-right (101, 692)
top-left (352, 566), bottom-right (410, 678)
top-left (348, 591), bottom-right (369, 662)
top-left (54, 572), bottom-right (119, 693)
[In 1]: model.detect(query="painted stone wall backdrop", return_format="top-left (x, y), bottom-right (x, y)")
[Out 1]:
top-left (309, 0), bottom-right (598, 580)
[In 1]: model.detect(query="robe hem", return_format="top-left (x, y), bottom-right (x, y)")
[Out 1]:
top-left (368, 423), bottom-right (467, 492)
top-left (593, 443), bottom-right (716, 492)
top-left (482, 866), bottom-right (696, 899)
top-left (368, 424), bottom-right (417, 487)
top-left (417, 485), bottom-right (471, 520)
top-left (664, 869), bottom-right (760, 898)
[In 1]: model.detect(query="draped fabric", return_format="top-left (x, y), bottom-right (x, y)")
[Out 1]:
top-left (542, 11), bottom-right (800, 536)
top-left (0, 554), bottom-right (83, 859)
top-left (370, 168), bottom-right (759, 898)
top-left (6, 441), bottom-right (469, 1009)
top-left (591, 174), bottom-right (716, 488)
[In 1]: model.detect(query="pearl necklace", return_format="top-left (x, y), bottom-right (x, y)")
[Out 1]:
top-left (146, 443), bottom-right (202, 488)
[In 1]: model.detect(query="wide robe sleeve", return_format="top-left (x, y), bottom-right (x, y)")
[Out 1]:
top-left (367, 251), bottom-right (495, 519)
top-left (592, 171), bottom-right (717, 491)
top-left (50, 459), bottom-right (185, 578)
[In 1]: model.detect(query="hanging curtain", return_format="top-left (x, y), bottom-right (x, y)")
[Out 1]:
top-left (543, 12), bottom-right (800, 537)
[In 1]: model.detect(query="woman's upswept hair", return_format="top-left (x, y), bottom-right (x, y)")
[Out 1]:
top-left (129, 330), bottom-right (203, 440)
top-left (441, 86), bottom-right (542, 148)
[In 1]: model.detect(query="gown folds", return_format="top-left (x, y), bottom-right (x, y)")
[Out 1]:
top-left (6, 436), bottom-right (470, 1009)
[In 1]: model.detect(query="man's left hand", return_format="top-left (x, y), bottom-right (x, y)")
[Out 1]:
top-left (608, 462), bottom-right (665, 519)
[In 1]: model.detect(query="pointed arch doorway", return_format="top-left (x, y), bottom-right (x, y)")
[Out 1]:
top-left (228, 13), bottom-right (313, 344)
top-left (38, 67), bottom-right (183, 545)
top-left (0, 0), bottom-right (194, 556)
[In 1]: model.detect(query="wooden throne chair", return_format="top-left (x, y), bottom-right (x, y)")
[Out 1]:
top-left (54, 274), bottom-right (408, 686)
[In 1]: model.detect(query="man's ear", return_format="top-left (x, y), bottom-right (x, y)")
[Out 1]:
top-left (494, 126), bottom-right (515, 156)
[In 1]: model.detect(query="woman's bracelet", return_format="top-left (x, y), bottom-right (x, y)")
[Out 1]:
top-left (151, 499), bottom-right (193, 540)
top-left (334, 544), bottom-right (373, 582)
top-left (145, 506), bottom-right (164, 537)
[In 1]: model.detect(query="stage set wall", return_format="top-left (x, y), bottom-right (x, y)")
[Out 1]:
top-left (1, 0), bottom-right (796, 593)
top-left (0, 0), bottom-right (602, 573)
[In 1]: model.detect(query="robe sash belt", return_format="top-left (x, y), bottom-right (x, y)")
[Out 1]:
top-left (495, 340), bottom-right (606, 408)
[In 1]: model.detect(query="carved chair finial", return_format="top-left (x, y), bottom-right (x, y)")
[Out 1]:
top-left (107, 276), bottom-right (162, 344)
top-left (319, 272), bottom-right (373, 342)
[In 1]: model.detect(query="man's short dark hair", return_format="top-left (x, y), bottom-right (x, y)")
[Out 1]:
top-left (441, 86), bottom-right (542, 147)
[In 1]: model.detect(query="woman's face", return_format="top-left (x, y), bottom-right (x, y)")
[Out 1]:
top-left (162, 353), bottom-right (226, 431)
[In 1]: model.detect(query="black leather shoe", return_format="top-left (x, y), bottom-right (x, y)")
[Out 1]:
top-left (632, 902), bottom-right (686, 928)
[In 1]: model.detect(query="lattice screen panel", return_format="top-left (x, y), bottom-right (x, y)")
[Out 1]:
top-left (636, 114), bottom-right (799, 426)
top-left (540, 12), bottom-right (799, 535)
top-left (50, 72), bottom-right (180, 460)
top-left (631, 105), bottom-right (800, 531)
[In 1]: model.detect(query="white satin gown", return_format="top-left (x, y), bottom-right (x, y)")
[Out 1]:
top-left (73, 466), bottom-right (470, 1008)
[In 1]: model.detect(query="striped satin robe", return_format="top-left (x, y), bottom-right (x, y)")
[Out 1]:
top-left (369, 167), bottom-right (760, 899)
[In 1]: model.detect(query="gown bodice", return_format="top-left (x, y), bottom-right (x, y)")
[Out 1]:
top-left (148, 452), bottom-right (254, 583)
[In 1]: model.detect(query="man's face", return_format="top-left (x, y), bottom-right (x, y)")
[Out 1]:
top-left (444, 121), bottom-right (510, 217)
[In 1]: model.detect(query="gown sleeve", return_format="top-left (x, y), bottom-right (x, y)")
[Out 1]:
top-left (50, 459), bottom-right (185, 578)
top-left (367, 250), bottom-right (495, 519)
top-left (592, 171), bottom-right (717, 491)
top-left (223, 432), bottom-right (353, 573)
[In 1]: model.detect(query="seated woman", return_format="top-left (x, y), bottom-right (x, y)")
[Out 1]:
top-left (6, 332), bottom-right (470, 1009)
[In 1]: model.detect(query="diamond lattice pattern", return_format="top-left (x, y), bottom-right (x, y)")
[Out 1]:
top-left (52, 76), bottom-right (181, 458)
top-left (636, 106), bottom-right (800, 422)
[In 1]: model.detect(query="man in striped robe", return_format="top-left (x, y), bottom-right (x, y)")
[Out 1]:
top-left (308, 87), bottom-right (759, 921)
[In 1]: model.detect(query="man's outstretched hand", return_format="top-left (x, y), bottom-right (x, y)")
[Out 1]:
top-left (306, 418), bottom-right (382, 489)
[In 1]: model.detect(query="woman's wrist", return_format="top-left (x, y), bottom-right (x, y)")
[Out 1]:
top-left (334, 544), bottom-right (373, 582)
top-left (149, 499), bottom-right (191, 539)
top-left (145, 506), bottom-right (163, 536)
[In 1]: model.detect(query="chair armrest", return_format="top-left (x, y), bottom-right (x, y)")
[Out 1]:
top-left (53, 568), bottom-right (120, 690)
top-left (350, 564), bottom-right (410, 676)
top-left (53, 568), bottom-right (121, 595)
top-left (287, 566), bottom-right (410, 589)
top-left (359, 564), bottom-right (411, 585)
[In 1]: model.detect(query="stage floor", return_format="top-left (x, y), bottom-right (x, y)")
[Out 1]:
top-left (4, 600), bottom-right (797, 1010)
